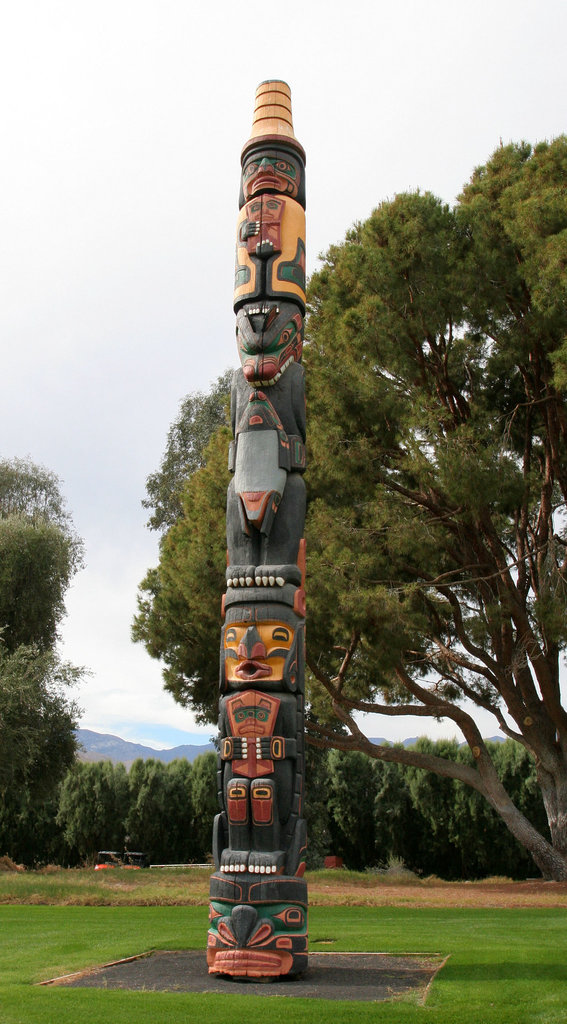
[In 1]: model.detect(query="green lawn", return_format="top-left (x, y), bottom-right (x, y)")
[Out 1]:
top-left (0, 905), bottom-right (564, 1024)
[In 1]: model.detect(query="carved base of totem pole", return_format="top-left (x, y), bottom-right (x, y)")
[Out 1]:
top-left (208, 79), bottom-right (308, 980)
top-left (207, 874), bottom-right (308, 977)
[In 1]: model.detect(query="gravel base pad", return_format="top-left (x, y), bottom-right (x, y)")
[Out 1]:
top-left (44, 950), bottom-right (444, 1002)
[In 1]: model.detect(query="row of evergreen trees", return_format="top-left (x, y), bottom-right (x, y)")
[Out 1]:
top-left (1, 754), bottom-right (217, 867)
top-left (307, 739), bottom-right (549, 879)
top-left (1, 738), bottom-right (548, 878)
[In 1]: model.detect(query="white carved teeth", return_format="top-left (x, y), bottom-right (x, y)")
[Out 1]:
top-left (229, 571), bottom-right (288, 588)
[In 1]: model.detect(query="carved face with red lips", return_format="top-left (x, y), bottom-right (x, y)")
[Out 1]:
top-left (224, 621), bottom-right (292, 684)
top-left (236, 301), bottom-right (303, 385)
top-left (221, 605), bottom-right (303, 693)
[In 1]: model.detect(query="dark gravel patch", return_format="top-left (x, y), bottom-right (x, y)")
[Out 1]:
top-left (44, 950), bottom-right (443, 1002)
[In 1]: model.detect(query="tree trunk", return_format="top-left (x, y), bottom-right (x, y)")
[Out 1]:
top-left (480, 770), bottom-right (567, 881)
top-left (537, 763), bottom-right (567, 862)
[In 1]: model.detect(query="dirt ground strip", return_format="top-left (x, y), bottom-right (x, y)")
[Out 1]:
top-left (2, 866), bottom-right (567, 908)
top-left (307, 878), bottom-right (567, 908)
top-left (42, 950), bottom-right (447, 1002)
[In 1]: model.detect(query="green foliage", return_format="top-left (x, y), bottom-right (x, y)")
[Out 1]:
top-left (189, 751), bottom-right (218, 859)
top-left (306, 140), bottom-right (567, 685)
top-left (0, 458), bottom-right (83, 652)
top-left (373, 740), bottom-right (547, 879)
top-left (0, 457), bottom-right (77, 527)
top-left (0, 646), bottom-right (80, 865)
top-left (57, 761), bottom-right (130, 862)
top-left (304, 138), bottom-right (567, 878)
top-left (317, 741), bottom-right (547, 880)
top-left (126, 758), bottom-right (195, 863)
top-left (132, 137), bottom-right (567, 878)
top-left (302, 741), bottom-right (331, 868)
top-left (0, 517), bottom-right (78, 653)
top-left (0, 646), bottom-right (80, 799)
top-left (0, 789), bottom-right (65, 868)
top-left (133, 428), bottom-right (231, 721)
top-left (0, 458), bottom-right (84, 865)
top-left (326, 749), bottom-right (377, 870)
top-left (143, 370), bottom-right (232, 532)
top-left (56, 758), bottom-right (203, 866)
top-left (134, 371), bottom-right (232, 718)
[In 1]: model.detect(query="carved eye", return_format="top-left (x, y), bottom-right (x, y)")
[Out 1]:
top-left (276, 160), bottom-right (295, 178)
top-left (274, 907), bottom-right (305, 927)
top-left (272, 627), bottom-right (290, 642)
top-left (244, 162), bottom-right (258, 179)
top-left (225, 628), bottom-right (237, 643)
top-left (283, 908), bottom-right (303, 926)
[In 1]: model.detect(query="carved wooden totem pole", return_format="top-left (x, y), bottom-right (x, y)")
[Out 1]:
top-left (207, 80), bottom-right (308, 979)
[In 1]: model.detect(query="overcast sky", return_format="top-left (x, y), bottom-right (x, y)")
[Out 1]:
top-left (1, 0), bottom-right (565, 749)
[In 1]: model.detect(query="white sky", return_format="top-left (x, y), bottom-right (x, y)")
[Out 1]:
top-left (1, 0), bottom-right (565, 748)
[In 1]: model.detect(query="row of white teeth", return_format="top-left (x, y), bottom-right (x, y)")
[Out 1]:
top-left (250, 354), bottom-right (295, 387)
top-left (228, 576), bottom-right (285, 588)
top-left (220, 863), bottom-right (278, 874)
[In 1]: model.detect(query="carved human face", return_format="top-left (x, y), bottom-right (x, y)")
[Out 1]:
top-left (242, 149), bottom-right (302, 202)
top-left (223, 621), bottom-right (294, 685)
top-left (236, 301), bottom-right (303, 384)
top-left (220, 607), bottom-right (303, 693)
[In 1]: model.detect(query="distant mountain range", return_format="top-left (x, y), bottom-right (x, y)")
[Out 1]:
top-left (75, 729), bottom-right (215, 767)
top-left (76, 728), bottom-right (505, 767)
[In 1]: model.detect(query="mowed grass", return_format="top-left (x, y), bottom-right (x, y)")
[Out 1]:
top-left (0, 871), bottom-right (565, 1024)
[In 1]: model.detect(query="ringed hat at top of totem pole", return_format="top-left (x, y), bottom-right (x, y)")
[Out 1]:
top-left (241, 80), bottom-right (306, 165)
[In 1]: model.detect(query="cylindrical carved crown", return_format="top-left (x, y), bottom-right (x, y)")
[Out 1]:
top-left (241, 80), bottom-right (306, 163)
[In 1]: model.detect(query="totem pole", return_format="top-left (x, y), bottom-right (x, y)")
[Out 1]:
top-left (207, 80), bottom-right (308, 979)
